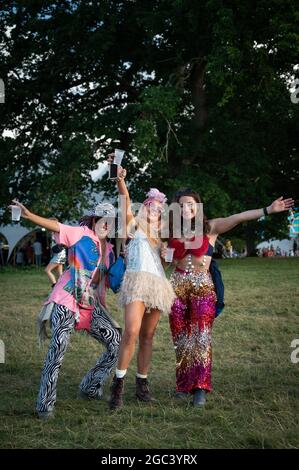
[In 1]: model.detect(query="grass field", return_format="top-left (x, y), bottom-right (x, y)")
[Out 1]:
top-left (0, 258), bottom-right (298, 449)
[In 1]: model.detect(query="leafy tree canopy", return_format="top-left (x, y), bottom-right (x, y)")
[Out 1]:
top-left (0, 0), bottom-right (298, 250)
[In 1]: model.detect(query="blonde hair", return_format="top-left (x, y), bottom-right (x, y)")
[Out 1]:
top-left (135, 205), bottom-right (161, 248)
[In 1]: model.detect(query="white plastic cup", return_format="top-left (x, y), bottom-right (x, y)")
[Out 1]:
top-left (11, 205), bottom-right (21, 222)
top-left (114, 149), bottom-right (125, 165)
top-left (165, 247), bottom-right (175, 263)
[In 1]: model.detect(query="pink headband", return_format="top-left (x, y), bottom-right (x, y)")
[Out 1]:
top-left (143, 188), bottom-right (167, 206)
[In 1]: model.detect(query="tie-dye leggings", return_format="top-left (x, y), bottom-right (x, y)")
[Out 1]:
top-left (169, 270), bottom-right (216, 393)
top-left (36, 302), bottom-right (121, 413)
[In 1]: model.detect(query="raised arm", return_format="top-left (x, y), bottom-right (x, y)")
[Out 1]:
top-left (117, 169), bottom-right (135, 227)
top-left (107, 155), bottom-right (134, 227)
top-left (209, 196), bottom-right (294, 235)
top-left (9, 200), bottom-right (60, 232)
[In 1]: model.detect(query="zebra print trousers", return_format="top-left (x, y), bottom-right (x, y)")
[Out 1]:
top-left (36, 302), bottom-right (121, 414)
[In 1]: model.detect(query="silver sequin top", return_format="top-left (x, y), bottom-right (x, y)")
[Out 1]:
top-left (125, 229), bottom-right (166, 278)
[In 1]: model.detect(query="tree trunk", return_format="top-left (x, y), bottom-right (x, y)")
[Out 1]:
top-left (245, 223), bottom-right (257, 256)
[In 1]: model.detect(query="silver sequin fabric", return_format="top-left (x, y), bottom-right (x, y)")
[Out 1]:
top-left (125, 229), bottom-right (166, 278)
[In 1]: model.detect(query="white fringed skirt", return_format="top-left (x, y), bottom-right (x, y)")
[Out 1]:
top-left (118, 271), bottom-right (175, 315)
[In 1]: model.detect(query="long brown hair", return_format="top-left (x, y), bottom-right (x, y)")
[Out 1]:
top-left (169, 188), bottom-right (210, 238)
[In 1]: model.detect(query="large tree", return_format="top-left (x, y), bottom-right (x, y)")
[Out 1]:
top-left (0, 0), bottom-right (298, 251)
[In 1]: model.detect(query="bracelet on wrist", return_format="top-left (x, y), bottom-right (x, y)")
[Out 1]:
top-left (263, 207), bottom-right (269, 216)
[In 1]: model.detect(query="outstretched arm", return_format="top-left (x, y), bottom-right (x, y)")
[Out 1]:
top-left (9, 200), bottom-right (60, 232)
top-left (209, 196), bottom-right (294, 235)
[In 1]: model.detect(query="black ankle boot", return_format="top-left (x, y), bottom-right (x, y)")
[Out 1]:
top-left (136, 377), bottom-right (156, 402)
top-left (193, 389), bottom-right (206, 407)
top-left (108, 375), bottom-right (125, 411)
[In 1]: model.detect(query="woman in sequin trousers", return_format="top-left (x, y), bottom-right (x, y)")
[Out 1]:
top-left (167, 189), bottom-right (294, 407)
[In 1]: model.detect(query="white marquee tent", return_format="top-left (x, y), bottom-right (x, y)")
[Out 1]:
top-left (0, 224), bottom-right (42, 260)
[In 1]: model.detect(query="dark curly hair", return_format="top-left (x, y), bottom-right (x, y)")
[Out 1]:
top-left (78, 215), bottom-right (102, 230)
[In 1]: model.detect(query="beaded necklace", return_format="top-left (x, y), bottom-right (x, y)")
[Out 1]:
top-left (182, 233), bottom-right (207, 288)
top-left (185, 252), bottom-right (207, 274)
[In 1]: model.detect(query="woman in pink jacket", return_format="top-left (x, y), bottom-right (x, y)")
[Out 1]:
top-left (10, 198), bottom-right (124, 420)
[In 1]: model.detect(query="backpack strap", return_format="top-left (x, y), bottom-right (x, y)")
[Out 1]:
top-left (205, 243), bottom-right (214, 257)
top-left (109, 250), bottom-right (115, 267)
top-left (209, 258), bottom-right (225, 317)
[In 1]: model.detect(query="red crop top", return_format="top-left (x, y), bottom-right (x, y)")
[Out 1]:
top-left (168, 235), bottom-right (211, 260)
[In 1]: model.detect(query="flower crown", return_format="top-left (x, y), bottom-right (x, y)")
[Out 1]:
top-left (144, 188), bottom-right (167, 205)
